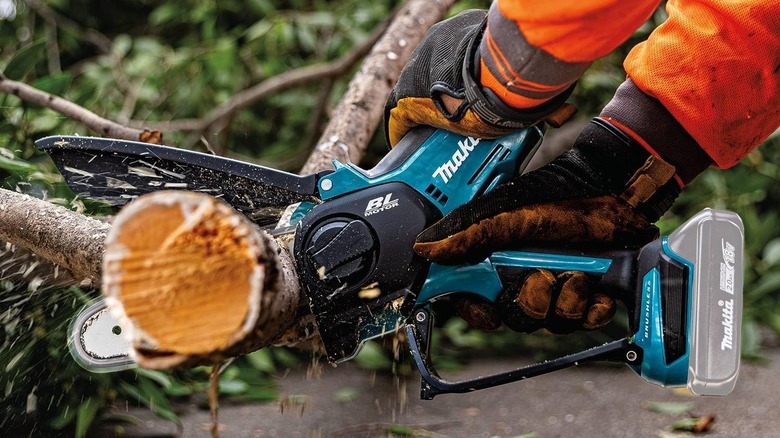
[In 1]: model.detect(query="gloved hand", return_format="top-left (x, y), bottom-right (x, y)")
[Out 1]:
top-left (384, 9), bottom-right (575, 147)
top-left (415, 118), bottom-right (686, 334)
top-left (386, 10), bottom-right (710, 334)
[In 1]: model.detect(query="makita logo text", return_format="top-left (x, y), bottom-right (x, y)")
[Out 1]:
top-left (719, 298), bottom-right (735, 351)
top-left (720, 239), bottom-right (736, 294)
top-left (365, 193), bottom-right (398, 216)
top-left (431, 137), bottom-right (480, 184)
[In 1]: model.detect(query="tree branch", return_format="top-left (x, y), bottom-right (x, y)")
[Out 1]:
top-left (101, 191), bottom-right (301, 368)
top-left (0, 188), bottom-right (108, 284)
top-left (301, 0), bottom-right (457, 173)
top-left (0, 74), bottom-right (149, 141)
top-left (0, 18), bottom-right (385, 142)
top-left (25, 0), bottom-right (113, 54)
top-left (133, 20), bottom-right (388, 135)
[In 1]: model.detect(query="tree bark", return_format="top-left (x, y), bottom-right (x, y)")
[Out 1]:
top-left (0, 188), bottom-right (108, 284)
top-left (301, 0), bottom-right (456, 174)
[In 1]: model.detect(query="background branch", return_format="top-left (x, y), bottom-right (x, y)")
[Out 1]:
top-left (0, 15), bottom-right (386, 143)
top-left (301, 0), bottom-right (457, 173)
top-left (0, 74), bottom-right (149, 141)
top-left (132, 20), bottom-right (388, 136)
top-left (25, 0), bottom-right (113, 54)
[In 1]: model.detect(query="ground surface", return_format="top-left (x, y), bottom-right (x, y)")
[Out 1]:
top-left (97, 347), bottom-right (780, 438)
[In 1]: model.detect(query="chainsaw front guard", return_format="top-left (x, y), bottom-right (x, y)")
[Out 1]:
top-left (406, 306), bottom-right (641, 400)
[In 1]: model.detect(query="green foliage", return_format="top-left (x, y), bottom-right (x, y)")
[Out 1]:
top-left (0, 277), bottom-right (298, 435)
top-left (0, 283), bottom-right (157, 436)
top-left (1, 0), bottom-right (402, 170)
top-left (3, 39), bottom-right (47, 80)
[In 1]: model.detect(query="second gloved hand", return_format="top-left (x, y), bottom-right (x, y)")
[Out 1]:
top-left (384, 9), bottom-right (575, 147)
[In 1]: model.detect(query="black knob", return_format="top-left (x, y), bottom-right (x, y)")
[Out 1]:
top-left (306, 218), bottom-right (377, 288)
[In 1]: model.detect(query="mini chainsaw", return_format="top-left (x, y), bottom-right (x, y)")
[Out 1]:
top-left (37, 125), bottom-right (743, 399)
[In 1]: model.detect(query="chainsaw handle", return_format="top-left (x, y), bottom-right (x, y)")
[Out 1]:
top-left (417, 247), bottom-right (640, 310)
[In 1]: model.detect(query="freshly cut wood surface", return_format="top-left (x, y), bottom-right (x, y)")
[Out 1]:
top-left (102, 191), bottom-right (299, 368)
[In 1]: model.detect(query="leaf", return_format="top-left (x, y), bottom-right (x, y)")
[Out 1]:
top-left (31, 72), bottom-right (72, 95)
top-left (442, 318), bottom-right (486, 349)
top-left (749, 271), bottom-right (780, 300)
top-left (50, 404), bottom-right (76, 430)
top-left (113, 34), bottom-right (133, 58)
top-left (205, 41), bottom-right (237, 73)
top-left (671, 415), bottom-right (716, 433)
top-left (245, 349), bottom-right (276, 374)
top-left (386, 425), bottom-right (414, 436)
top-left (134, 368), bottom-right (172, 389)
top-left (763, 238), bottom-right (780, 266)
top-left (218, 378), bottom-right (248, 395)
top-left (271, 347), bottom-right (300, 368)
top-left (246, 0), bottom-right (274, 15)
top-left (149, 3), bottom-right (179, 26)
top-left (333, 387), bottom-right (358, 403)
top-left (296, 25), bottom-right (317, 52)
top-left (75, 397), bottom-right (99, 438)
top-left (740, 319), bottom-right (768, 362)
top-left (385, 425), bottom-right (446, 438)
top-left (0, 153), bottom-right (37, 174)
top-left (353, 341), bottom-right (391, 371)
top-left (238, 387), bottom-right (278, 402)
top-left (246, 20), bottom-right (275, 41)
top-left (162, 380), bottom-right (195, 397)
top-left (100, 412), bottom-right (144, 426)
top-left (2, 40), bottom-right (46, 80)
top-left (644, 401), bottom-right (694, 415)
top-left (139, 378), bottom-right (178, 423)
top-left (28, 111), bottom-right (66, 134)
top-left (119, 379), bottom-right (178, 424)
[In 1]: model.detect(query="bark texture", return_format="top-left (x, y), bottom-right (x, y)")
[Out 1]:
top-left (0, 188), bottom-right (108, 284)
top-left (300, 0), bottom-right (456, 174)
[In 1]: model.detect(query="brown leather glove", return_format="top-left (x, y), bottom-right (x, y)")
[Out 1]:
top-left (415, 118), bottom-right (688, 334)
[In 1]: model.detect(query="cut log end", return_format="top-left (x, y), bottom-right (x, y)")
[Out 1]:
top-left (103, 191), bottom-right (266, 367)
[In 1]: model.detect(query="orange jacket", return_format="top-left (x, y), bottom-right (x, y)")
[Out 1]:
top-left (481, 0), bottom-right (780, 168)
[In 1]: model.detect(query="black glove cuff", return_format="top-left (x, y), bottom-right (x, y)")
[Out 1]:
top-left (577, 118), bottom-right (681, 222)
top-left (461, 20), bottom-right (576, 129)
top-left (600, 79), bottom-right (711, 184)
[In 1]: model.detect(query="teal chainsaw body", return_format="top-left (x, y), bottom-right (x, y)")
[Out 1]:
top-left (38, 125), bottom-right (744, 399)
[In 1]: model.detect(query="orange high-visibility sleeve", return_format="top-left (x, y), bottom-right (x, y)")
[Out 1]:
top-left (625, 0), bottom-right (780, 168)
top-left (481, 0), bottom-right (660, 109)
top-left (496, 0), bottom-right (661, 63)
